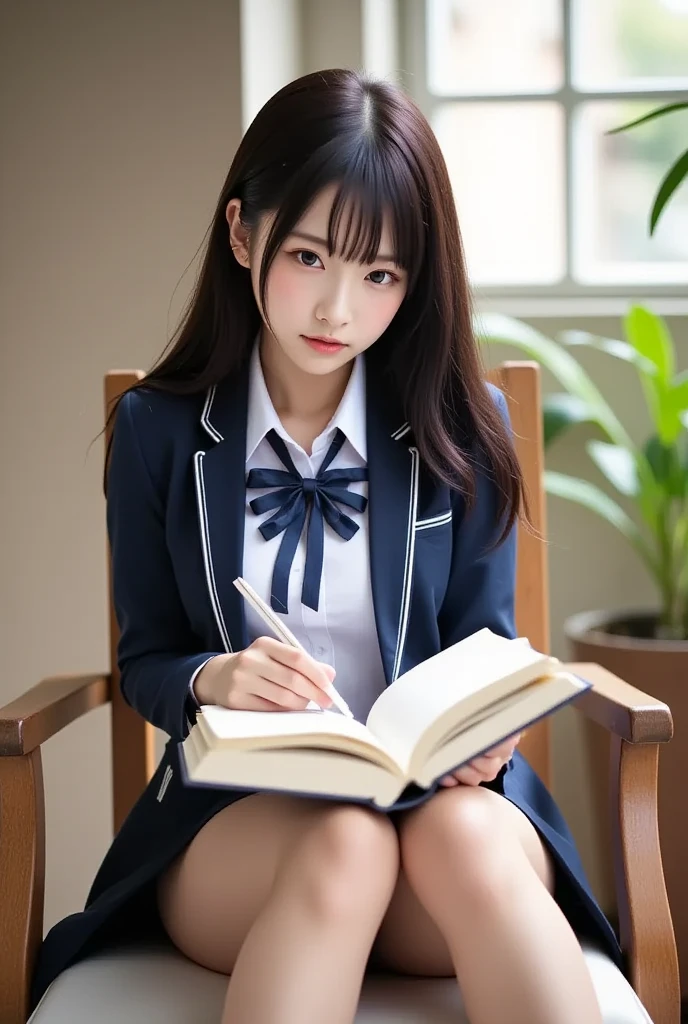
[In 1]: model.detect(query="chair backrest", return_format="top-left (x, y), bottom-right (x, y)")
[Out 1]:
top-left (105, 361), bottom-right (550, 832)
top-left (487, 362), bottom-right (550, 781)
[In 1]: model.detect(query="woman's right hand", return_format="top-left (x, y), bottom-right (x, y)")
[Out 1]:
top-left (192, 636), bottom-right (336, 712)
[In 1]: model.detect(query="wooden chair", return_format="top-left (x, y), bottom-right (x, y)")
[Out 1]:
top-left (0, 362), bottom-right (680, 1024)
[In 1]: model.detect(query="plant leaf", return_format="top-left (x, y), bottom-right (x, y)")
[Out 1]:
top-left (544, 470), bottom-right (657, 576)
top-left (477, 311), bottom-right (662, 521)
top-left (650, 148), bottom-right (688, 235)
top-left (543, 393), bottom-right (594, 446)
top-left (654, 380), bottom-right (682, 445)
top-left (623, 305), bottom-right (674, 381)
top-left (587, 441), bottom-right (639, 497)
top-left (606, 102), bottom-right (688, 135)
top-left (476, 313), bottom-right (633, 448)
top-left (670, 369), bottom-right (688, 415)
top-left (623, 306), bottom-right (680, 443)
top-left (645, 436), bottom-right (688, 498)
top-left (585, 439), bottom-right (662, 529)
top-left (655, 370), bottom-right (688, 446)
top-left (559, 330), bottom-right (658, 376)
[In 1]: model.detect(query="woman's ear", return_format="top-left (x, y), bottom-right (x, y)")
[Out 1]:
top-left (226, 198), bottom-right (250, 268)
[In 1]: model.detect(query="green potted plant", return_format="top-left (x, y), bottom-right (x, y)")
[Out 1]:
top-left (608, 102), bottom-right (688, 237)
top-left (478, 304), bottom-right (687, 644)
top-left (477, 304), bottom-right (688, 985)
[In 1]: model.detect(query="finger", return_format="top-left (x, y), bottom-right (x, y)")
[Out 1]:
top-left (252, 677), bottom-right (313, 710)
top-left (451, 764), bottom-right (484, 787)
top-left (257, 637), bottom-right (335, 693)
top-left (484, 735), bottom-right (520, 759)
top-left (225, 691), bottom-right (285, 712)
top-left (261, 659), bottom-right (333, 706)
top-left (243, 693), bottom-right (286, 711)
top-left (467, 755), bottom-right (505, 781)
top-left (248, 647), bottom-right (333, 706)
top-left (438, 775), bottom-right (459, 787)
top-left (469, 754), bottom-right (503, 775)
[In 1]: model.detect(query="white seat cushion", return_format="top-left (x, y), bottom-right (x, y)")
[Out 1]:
top-left (29, 938), bottom-right (653, 1024)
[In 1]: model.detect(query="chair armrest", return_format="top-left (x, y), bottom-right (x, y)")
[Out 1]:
top-left (0, 673), bottom-right (110, 756)
top-left (567, 662), bottom-right (679, 1021)
top-left (566, 662), bottom-right (673, 743)
top-left (0, 673), bottom-right (110, 1022)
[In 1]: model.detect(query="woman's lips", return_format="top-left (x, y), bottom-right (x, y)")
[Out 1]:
top-left (302, 335), bottom-right (346, 354)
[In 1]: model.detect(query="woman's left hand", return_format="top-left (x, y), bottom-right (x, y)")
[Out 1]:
top-left (438, 732), bottom-right (523, 788)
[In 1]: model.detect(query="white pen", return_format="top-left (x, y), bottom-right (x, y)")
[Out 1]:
top-left (233, 576), bottom-right (354, 719)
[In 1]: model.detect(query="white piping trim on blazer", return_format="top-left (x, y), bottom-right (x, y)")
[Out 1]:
top-left (415, 510), bottom-right (452, 531)
top-left (156, 765), bottom-right (173, 802)
top-left (391, 422), bottom-right (410, 441)
top-left (201, 385), bottom-right (224, 443)
top-left (193, 450), bottom-right (233, 653)
top-left (392, 444), bottom-right (419, 682)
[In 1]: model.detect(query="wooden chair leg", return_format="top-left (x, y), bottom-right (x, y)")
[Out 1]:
top-left (610, 735), bottom-right (680, 1024)
top-left (0, 749), bottom-right (45, 1024)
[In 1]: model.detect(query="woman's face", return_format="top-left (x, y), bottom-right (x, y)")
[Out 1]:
top-left (228, 185), bottom-right (408, 377)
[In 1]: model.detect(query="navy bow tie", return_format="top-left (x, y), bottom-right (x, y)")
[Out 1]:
top-left (246, 428), bottom-right (368, 613)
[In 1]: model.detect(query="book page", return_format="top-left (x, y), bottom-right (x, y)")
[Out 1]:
top-left (198, 705), bottom-right (402, 774)
top-left (413, 672), bottom-right (588, 787)
top-left (366, 630), bottom-right (557, 764)
top-left (188, 745), bottom-right (405, 808)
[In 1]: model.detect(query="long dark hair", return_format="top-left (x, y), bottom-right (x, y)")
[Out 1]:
top-left (105, 68), bottom-right (525, 538)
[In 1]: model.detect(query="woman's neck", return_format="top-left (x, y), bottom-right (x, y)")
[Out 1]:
top-left (259, 330), bottom-right (353, 452)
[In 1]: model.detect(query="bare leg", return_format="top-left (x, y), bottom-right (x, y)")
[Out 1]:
top-left (373, 786), bottom-right (603, 1024)
top-left (157, 793), bottom-right (399, 1024)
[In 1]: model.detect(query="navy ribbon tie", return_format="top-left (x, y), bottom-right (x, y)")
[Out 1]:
top-left (246, 428), bottom-right (368, 613)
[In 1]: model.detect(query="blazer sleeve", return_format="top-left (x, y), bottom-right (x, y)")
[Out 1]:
top-left (107, 391), bottom-right (223, 740)
top-left (437, 386), bottom-right (517, 649)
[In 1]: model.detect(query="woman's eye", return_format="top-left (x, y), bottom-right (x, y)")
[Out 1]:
top-left (295, 249), bottom-right (322, 268)
top-left (367, 269), bottom-right (395, 286)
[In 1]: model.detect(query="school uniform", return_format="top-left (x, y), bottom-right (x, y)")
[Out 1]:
top-left (31, 343), bottom-right (623, 1009)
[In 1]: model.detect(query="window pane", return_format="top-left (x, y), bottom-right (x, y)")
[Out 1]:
top-left (572, 101), bottom-right (688, 284)
top-left (433, 102), bottom-right (565, 285)
top-left (426, 0), bottom-right (563, 96)
top-left (573, 0), bottom-right (688, 90)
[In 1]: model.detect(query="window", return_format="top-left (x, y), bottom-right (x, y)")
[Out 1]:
top-left (400, 0), bottom-right (688, 297)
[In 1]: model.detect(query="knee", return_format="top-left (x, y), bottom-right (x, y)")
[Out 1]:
top-left (285, 804), bottom-right (399, 921)
top-left (399, 788), bottom-right (511, 901)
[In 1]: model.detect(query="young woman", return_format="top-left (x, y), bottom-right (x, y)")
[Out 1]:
top-left (32, 69), bottom-right (622, 1024)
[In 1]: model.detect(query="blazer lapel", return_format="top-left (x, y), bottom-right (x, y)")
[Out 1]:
top-left (192, 358), bottom-right (422, 678)
top-left (366, 377), bottom-right (420, 684)
top-left (193, 369), bottom-right (250, 653)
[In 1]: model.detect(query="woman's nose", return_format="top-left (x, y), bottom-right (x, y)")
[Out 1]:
top-left (315, 281), bottom-right (352, 329)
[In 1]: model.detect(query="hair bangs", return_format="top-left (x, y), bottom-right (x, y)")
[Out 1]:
top-left (258, 134), bottom-right (427, 309)
top-left (326, 151), bottom-right (426, 290)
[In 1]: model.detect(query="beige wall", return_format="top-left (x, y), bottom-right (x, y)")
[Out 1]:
top-left (1, 0), bottom-right (686, 935)
top-left (301, 0), bottom-right (363, 74)
top-left (1, 0), bottom-right (243, 931)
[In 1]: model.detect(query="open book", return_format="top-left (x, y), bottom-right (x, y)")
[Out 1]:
top-left (179, 628), bottom-right (590, 810)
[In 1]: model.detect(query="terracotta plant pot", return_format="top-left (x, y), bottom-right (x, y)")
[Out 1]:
top-left (565, 609), bottom-right (688, 998)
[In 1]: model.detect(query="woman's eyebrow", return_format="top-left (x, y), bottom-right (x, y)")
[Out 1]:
top-left (288, 230), bottom-right (397, 263)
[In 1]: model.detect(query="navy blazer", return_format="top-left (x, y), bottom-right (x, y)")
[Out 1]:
top-left (30, 356), bottom-right (623, 1009)
top-left (108, 361), bottom-right (516, 743)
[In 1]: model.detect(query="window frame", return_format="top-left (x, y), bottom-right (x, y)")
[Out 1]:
top-left (398, 0), bottom-right (688, 306)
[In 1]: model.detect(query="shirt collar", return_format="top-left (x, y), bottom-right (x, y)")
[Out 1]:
top-left (246, 342), bottom-right (367, 463)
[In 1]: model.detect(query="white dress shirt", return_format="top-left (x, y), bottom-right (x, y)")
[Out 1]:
top-left (241, 343), bottom-right (387, 723)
